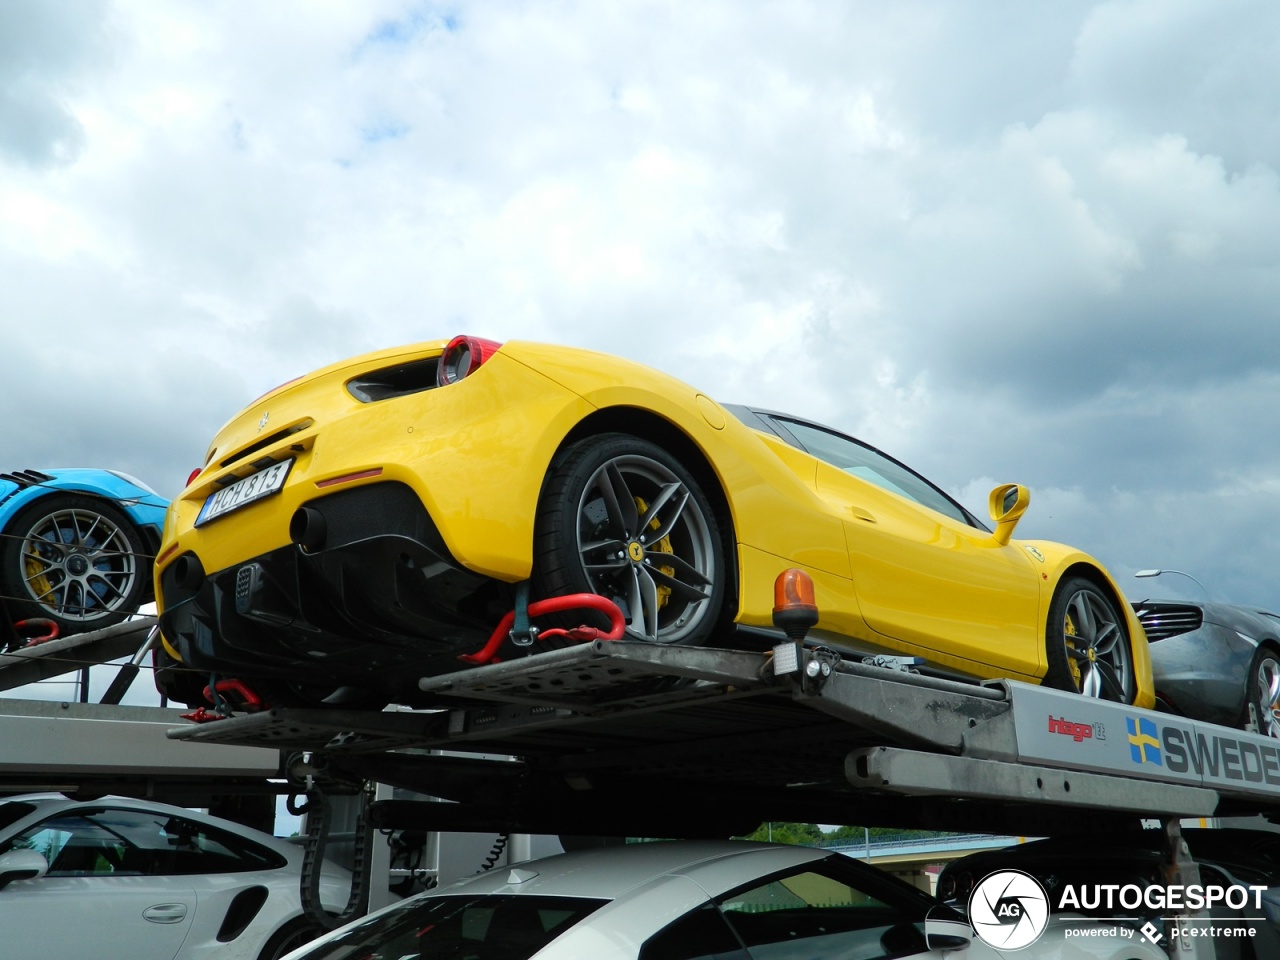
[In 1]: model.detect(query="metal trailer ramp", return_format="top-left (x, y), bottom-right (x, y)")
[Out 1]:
top-left (0, 616), bottom-right (157, 694)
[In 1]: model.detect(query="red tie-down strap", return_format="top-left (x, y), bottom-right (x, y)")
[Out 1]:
top-left (12, 618), bottom-right (59, 647)
top-left (459, 593), bottom-right (627, 665)
top-left (180, 678), bottom-right (265, 723)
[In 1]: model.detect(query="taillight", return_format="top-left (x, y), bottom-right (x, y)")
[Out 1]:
top-left (437, 336), bottom-right (502, 387)
top-left (186, 468), bottom-right (201, 488)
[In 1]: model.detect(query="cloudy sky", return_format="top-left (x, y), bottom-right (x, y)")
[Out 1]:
top-left (4, 0), bottom-right (1280, 689)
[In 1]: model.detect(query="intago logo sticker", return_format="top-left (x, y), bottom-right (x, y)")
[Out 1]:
top-left (968, 870), bottom-right (1049, 950)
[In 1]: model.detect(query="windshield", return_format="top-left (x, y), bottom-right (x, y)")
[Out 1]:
top-left (293, 893), bottom-right (606, 960)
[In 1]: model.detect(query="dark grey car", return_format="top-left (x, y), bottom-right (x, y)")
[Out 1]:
top-left (1133, 600), bottom-right (1280, 737)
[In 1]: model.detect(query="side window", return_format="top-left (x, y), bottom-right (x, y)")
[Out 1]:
top-left (717, 862), bottom-right (928, 960)
top-left (774, 418), bottom-right (976, 528)
top-left (639, 903), bottom-right (750, 960)
top-left (8, 816), bottom-right (127, 877)
top-left (149, 814), bottom-right (285, 875)
top-left (4, 809), bottom-right (285, 878)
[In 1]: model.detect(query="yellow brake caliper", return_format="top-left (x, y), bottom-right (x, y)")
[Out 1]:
top-left (1064, 613), bottom-right (1082, 687)
top-left (23, 544), bottom-right (56, 612)
top-left (634, 496), bottom-right (674, 608)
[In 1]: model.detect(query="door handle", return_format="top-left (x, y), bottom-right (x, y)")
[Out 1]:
top-left (849, 507), bottom-right (876, 523)
top-left (143, 903), bottom-right (188, 924)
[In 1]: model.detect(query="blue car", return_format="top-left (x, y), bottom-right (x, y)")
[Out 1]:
top-left (0, 469), bottom-right (169, 637)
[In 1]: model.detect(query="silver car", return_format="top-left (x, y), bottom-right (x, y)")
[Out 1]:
top-left (280, 839), bottom-right (1160, 960)
top-left (0, 793), bottom-right (350, 960)
top-left (1134, 599), bottom-right (1280, 736)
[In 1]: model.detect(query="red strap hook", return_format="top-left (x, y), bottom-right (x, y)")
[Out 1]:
top-left (180, 678), bottom-right (266, 723)
top-left (13, 618), bottom-right (59, 647)
top-left (459, 593), bottom-right (627, 665)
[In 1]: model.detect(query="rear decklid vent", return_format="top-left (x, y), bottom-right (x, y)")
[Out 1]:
top-left (1134, 604), bottom-right (1203, 642)
top-left (347, 357), bottom-right (441, 403)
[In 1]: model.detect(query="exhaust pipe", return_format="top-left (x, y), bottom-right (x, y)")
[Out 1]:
top-left (290, 507), bottom-right (327, 551)
top-left (171, 554), bottom-right (206, 590)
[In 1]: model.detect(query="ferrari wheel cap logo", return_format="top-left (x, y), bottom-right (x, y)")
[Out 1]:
top-left (627, 541), bottom-right (645, 562)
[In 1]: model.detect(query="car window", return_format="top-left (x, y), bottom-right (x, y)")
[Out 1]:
top-left (716, 860), bottom-right (928, 960)
top-left (292, 894), bottom-right (606, 960)
top-left (1, 808), bottom-right (285, 877)
top-left (640, 903), bottom-right (750, 960)
top-left (767, 417), bottom-right (977, 528)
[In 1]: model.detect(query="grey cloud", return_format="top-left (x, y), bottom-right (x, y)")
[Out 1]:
top-left (1071, 0), bottom-right (1280, 172)
top-left (0, 0), bottom-right (106, 166)
top-left (0, 84), bottom-right (85, 166)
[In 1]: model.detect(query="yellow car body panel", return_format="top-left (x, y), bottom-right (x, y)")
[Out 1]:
top-left (156, 338), bottom-right (1154, 707)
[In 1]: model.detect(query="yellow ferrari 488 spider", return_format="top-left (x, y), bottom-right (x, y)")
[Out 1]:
top-left (154, 336), bottom-right (1153, 709)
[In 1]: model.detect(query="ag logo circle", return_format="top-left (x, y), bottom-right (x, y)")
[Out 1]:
top-left (967, 870), bottom-right (1049, 950)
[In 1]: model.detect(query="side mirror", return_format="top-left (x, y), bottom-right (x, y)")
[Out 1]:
top-left (0, 849), bottom-right (49, 890)
top-left (988, 483), bottom-right (1030, 546)
top-left (925, 904), bottom-right (973, 952)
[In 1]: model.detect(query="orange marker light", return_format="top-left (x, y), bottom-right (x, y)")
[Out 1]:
top-left (316, 467), bottom-right (384, 489)
top-left (772, 568), bottom-right (819, 641)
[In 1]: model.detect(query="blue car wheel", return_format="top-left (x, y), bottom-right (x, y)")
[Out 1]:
top-left (0, 492), bottom-right (151, 635)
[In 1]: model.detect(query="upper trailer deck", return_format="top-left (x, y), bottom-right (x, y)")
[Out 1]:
top-left (167, 638), bottom-right (1280, 837)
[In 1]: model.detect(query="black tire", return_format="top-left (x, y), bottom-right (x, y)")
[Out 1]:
top-left (0, 493), bottom-right (150, 636)
top-left (256, 916), bottom-right (324, 960)
top-left (533, 433), bottom-right (726, 646)
top-left (1244, 648), bottom-right (1280, 738)
top-left (1043, 576), bottom-right (1135, 703)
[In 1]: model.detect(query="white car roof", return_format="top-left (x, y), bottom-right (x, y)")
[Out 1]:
top-left (428, 839), bottom-right (835, 901)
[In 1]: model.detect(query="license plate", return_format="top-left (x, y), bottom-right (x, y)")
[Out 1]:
top-left (196, 459), bottom-right (294, 526)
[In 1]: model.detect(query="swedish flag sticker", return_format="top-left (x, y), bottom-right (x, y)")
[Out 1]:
top-left (1126, 716), bottom-right (1162, 766)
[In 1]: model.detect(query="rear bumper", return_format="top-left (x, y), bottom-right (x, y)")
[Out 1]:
top-left (158, 481), bottom-right (510, 694)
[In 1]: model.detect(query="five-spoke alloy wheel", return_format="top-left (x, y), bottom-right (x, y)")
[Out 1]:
top-left (1044, 576), bottom-right (1135, 702)
top-left (535, 434), bottom-right (726, 646)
